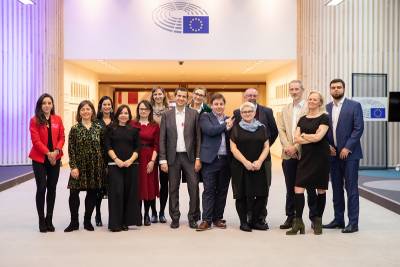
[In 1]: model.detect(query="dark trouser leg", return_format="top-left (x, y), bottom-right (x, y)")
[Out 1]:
top-left (159, 168), bottom-right (169, 215)
top-left (201, 162), bottom-right (216, 223)
top-left (168, 157), bottom-right (182, 222)
top-left (235, 198), bottom-right (248, 224)
top-left (282, 159), bottom-right (296, 218)
top-left (259, 161), bottom-right (271, 222)
top-left (69, 189), bottom-right (80, 223)
top-left (252, 196), bottom-right (267, 223)
top-left (95, 190), bottom-right (103, 218)
top-left (316, 192), bottom-right (326, 217)
top-left (84, 189), bottom-right (97, 223)
top-left (213, 158), bottom-right (231, 222)
top-left (45, 160), bottom-right (60, 219)
top-left (295, 193), bottom-right (305, 218)
top-left (181, 154), bottom-right (199, 222)
top-left (330, 158), bottom-right (345, 224)
top-left (123, 165), bottom-right (140, 226)
top-left (108, 166), bottom-right (124, 230)
top-left (32, 161), bottom-right (47, 221)
top-left (345, 160), bottom-right (360, 226)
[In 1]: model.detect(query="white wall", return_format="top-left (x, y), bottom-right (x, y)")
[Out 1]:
top-left (266, 62), bottom-right (298, 158)
top-left (64, 0), bottom-right (296, 60)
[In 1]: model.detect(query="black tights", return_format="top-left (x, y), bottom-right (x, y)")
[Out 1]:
top-left (140, 200), bottom-right (157, 216)
top-left (159, 169), bottom-right (168, 214)
top-left (68, 189), bottom-right (97, 223)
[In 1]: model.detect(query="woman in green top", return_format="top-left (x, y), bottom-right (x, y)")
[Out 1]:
top-left (189, 86), bottom-right (212, 114)
top-left (64, 100), bottom-right (105, 232)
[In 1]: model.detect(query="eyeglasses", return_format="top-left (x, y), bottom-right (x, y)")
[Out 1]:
top-left (241, 110), bottom-right (254, 114)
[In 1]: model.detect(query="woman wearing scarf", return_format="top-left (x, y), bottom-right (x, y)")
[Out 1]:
top-left (230, 102), bottom-right (270, 232)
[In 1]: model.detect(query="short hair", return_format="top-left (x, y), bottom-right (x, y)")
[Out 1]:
top-left (175, 87), bottom-right (189, 97)
top-left (239, 101), bottom-right (256, 112)
top-left (289, 80), bottom-right (304, 90)
top-left (151, 86), bottom-right (169, 108)
top-left (76, 100), bottom-right (96, 123)
top-left (136, 99), bottom-right (154, 123)
top-left (210, 93), bottom-right (226, 104)
top-left (330, 78), bottom-right (345, 88)
top-left (307, 90), bottom-right (327, 113)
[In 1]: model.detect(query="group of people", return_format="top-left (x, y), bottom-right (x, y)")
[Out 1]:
top-left (29, 79), bottom-right (364, 235)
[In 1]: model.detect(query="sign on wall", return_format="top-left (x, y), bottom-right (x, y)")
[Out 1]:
top-left (352, 97), bottom-right (388, 121)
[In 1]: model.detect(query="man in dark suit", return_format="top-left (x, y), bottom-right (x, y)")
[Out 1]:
top-left (324, 79), bottom-right (364, 233)
top-left (159, 88), bottom-right (201, 229)
top-left (196, 93), bottom-right (234, 231)
top-left (233, 88), bottom-right (278, 227)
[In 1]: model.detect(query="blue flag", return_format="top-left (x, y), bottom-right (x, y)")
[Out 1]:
top-left (183, 16), bottom-right (209, 33)
top-left (371, 108), bottom-right (385, 118)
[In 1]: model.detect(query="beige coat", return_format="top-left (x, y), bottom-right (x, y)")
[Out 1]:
top-left (277, 101), bottom-right (308, 160)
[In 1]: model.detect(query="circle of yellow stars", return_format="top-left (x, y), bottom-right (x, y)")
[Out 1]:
top-left (189, 17), bottom-right (204, 32)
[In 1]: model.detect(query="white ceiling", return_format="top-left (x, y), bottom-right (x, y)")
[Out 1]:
top-left (66, 60), bottom-right (294, 83)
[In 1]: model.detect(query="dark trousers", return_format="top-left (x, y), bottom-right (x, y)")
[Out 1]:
top-left (32, 160), bottom-right (60, 219)
top-left (282, 158), bottom-right (318, 220)
top-left (168, 153), bottom-right (199, 222)
top-left (236, 196), bottom-right (267, 224)
top-left (259, 161), bottom-right (271, 221)
top-left (330, 158), bottom-right (360, 226)
top-left (159, 168), bottom-right (169, 214)
top-left (108, 165), bottom-right (140, 229)
top-left (68, 189), bottom-right (96, 223)
top-left (201, 156), bottom-right (231, 223)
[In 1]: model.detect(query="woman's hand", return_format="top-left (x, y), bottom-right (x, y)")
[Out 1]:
top-left (115, 158), bottom-right (125, 168)
top-left (123, 159), bottom-right (133, 168)
top-left (70, 168), bottom-right (79, 179)
top-left (146, 161), bottom-right (155, 174)
top-left (252, 160), bottom-right (262, 171)
top-left (243, 160), bottom-right (254, 171)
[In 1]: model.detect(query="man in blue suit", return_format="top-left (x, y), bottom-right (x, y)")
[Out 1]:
top-left (324, 79), bottom-right (364, 233)
top-left (196, 93), bottom-right (234, 231)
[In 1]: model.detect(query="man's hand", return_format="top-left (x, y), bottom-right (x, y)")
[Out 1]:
top-left (339, 148), bottom-right (351, 160)
top-left (284, 145), bottom-right (298, 157)
top-left (194, 159), bottom-right (202, 173)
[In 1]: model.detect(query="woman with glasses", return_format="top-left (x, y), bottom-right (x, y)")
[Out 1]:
top-left (131, 100), bottom-right (160, 226)
top-left (189, 87), bottom-right (211, 114)
top-left (230, 102), bottom-right (270, 232)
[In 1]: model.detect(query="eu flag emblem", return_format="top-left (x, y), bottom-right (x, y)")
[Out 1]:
top-left (371, 108), bottom-right (385, 118)
top-left (183, 16), bottom-right (209, 33)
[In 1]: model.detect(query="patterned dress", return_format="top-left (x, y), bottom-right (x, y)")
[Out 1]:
top-left (68, 122), bottom-right (105, 190)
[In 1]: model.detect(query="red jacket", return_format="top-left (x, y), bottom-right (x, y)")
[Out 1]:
top-left (29, 114), bottom-right (65, 163)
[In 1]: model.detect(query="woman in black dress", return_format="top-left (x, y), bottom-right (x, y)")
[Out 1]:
top-left (230, 102), bottom-right (270, 232)
top-left (105, 104), bottom-right (141, 232)
top-left (94, 96), bottom-right (114, 227)
top-left (287, 91), bottom-right (330, 235)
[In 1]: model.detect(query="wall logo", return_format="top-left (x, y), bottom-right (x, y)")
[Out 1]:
top-left (352, 97), bottom-right (388, 121)
top-left (152, 1), bottom-right (209, 34)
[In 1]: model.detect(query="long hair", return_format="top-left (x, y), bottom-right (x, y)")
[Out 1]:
top-left (76, 100), bottom-right (96, 123)
top-left (35, 93), bottom-right (55, 125)
top-left (151, 86), bottom-right (169, 108)
top-left (97, 96), bottom-right (114, 121)
top-left (112, 104), bottom-right (133, 128)
top-left (135, 100), bottom-right (155, 123)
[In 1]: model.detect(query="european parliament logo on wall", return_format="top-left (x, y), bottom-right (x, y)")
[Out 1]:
top-left (352, 97), bottom-right (388, 121)
top-left (153, 1), bottom-right (209, 34)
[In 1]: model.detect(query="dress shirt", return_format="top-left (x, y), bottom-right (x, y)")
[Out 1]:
top-left (292, 100), bottom-right (305, 142)
top-left (332, 97), bottom-right (345, 147)
top-left (213, 112), bottom-right (227, 155)
top-left (175, 107), bottom-right (187, 152)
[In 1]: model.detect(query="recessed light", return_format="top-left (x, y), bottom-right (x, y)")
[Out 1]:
top-left (326, 0), bottom-right (344, 6)
top-left (18, 0), bottom-right (35, 5)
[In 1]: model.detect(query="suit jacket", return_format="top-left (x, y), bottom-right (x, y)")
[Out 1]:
top-left (199, 112), bottom-right (231, 164)
top-left (234, 104), bottom-right (278, 161)
top-left (29, 114), bottom-right (65, 163)
top-left (159, 107), bottom-right (201, 164)
top-left (326, 98), bottom-right (364, 161)
top-left (277, 101), bottom-right (307, 159)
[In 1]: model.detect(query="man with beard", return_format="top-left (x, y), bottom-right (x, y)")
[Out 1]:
top-left (233, 88), bottom-right (278, 229)
top-left (324, 79), bottom-right (364, 233)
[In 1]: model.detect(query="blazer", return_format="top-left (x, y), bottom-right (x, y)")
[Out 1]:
top-left (199, 112), bottom-right (231, 164)
top-left (234, 104), bottom-right (278, 161)
top-left (159, 107), bottom-right (201, 164)
top-left (326, 98), bottom-right (364, 161)
top-left (277, 101), bottom-right (307, 159)
top-left (29, 114), bottom-right (65, 163)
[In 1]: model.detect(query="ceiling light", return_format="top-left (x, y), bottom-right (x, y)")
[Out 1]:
top-left (326, 0), bottom-right (344, 6)
top-left (18, 0), bottom-right (35, 5)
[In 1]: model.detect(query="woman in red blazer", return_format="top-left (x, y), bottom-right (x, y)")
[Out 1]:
top-left (29, 93), bottom-right (65, 233)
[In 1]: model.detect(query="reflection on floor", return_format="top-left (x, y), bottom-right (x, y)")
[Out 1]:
top-left (359, 169), bottom-right (400, 214)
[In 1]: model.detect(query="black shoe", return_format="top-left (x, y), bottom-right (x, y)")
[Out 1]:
top-left (159, 213), bottom-right (167, 223)
top-left (95, 215), bottom-right (103, 227)
top-left (45, 217), bottom-right (55, 232)
top-left (323, 220), bottom-right (345, 229)
top-left (189, 220), bottom-right (198, 229)
top-left (240, 223), bottom-right (252, 232)
top-left (121, 225), bottom-right (129, 231)
top-left (144, 215), bottom-right (151, 226)
top-left (279, 217), bottom-right (293, 229)
top-left (110, 228), bottom-right (121, 232)
top-left (170, 220), bottom-right (180, 229)
top-left (151, 213), bottom-right (159, 223)
top-left (252, 222), bottom-right (269, 231)
top-left (342, 224), bottom-right (359, 233)
top-left (64, 222), bottom-right (79, 232)
top-left (39, 218), bottom-right (47, 233)
top-left (84, 221), bottom-right (94, 231)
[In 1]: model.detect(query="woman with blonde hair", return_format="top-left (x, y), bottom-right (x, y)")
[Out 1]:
top-left (287, 90), bottom-right (330, 235)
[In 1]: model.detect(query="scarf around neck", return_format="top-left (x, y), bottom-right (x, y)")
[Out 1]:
top-left (239, 119), bottom-right (264, 132)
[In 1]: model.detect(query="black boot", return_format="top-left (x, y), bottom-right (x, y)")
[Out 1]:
top-left (45, 214), bottom-right (55, 232)
top-left (84, 213), bottom-right (94, 231)
top-left (39, 217), bottom-right (47, 233)
top-left (286, 217), bottom-right (305, 235)
top-left (95, 214), bottom-right (103, 227)
top-left (313, 217), bottom-right (323, 235)
top-left (64, 216), bottom-right (79, 232)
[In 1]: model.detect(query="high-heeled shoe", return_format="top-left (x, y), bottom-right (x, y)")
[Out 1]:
top-left (159, 212), bottom-right (167, 223)
top-left (313, 217), bottom-right (323, 235)
top-left (45, 215), bottom-right (55, 232)
top-left (286, 217), bottom-right (305, 235)
top-left (95, 214), bottom-right (103, 227)
top-left (151, 213), bottom-right (159, 223)
top-left (144, 215), bottom-right (151, 226)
